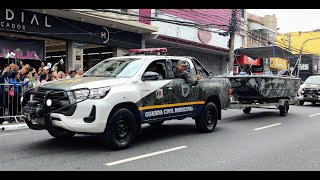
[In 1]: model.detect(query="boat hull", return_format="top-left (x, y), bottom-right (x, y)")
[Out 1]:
top-left (228, 75), bottom-right (302, 102)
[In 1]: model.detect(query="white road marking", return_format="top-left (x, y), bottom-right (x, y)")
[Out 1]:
top-left (308, 113), bottom-right (320, 117)
top-left (254, 123), bottom-right (282, 131)
top-left (0, 134), bottom-right (13, 137)
top-left (105, 146), bottom-right (187, 166)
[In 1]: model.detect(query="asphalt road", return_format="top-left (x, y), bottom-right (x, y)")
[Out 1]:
top-left (1, 103), bottom-right (320, 171)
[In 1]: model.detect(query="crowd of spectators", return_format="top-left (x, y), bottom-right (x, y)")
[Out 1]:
top-left (0, 60), bottom-right (83, 124)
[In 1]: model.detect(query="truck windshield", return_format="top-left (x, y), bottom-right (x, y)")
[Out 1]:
top-left (304, 76), bottom-right (320, 84)
top-left (84, 58), bottom-right (146, 77)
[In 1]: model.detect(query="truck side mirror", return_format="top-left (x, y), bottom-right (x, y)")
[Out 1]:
top-left (141, 71), bottom-right (160, 81)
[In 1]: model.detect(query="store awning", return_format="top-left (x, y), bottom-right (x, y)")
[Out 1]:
top-left (234, 45), bottom-right (294, 59)
top-left (25, 9), bottom-right (159, 34)
top-left (249, 22), bottom-right (275, 33)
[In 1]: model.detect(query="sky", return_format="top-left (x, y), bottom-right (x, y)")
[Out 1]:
top-left (247, 9), bottom-right (320, 34)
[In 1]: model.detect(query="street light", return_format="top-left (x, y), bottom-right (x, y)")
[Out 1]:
top-left (294, 37), bottom-right (320, 78)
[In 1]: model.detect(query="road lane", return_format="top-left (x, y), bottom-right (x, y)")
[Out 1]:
top-left (0, 104), bottom-right (320, 170)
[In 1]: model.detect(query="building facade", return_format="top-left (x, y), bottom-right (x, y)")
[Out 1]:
top-left (139, 9), bottom-right (244, 75)
top-left (277, 30), bottom-right (320, 79)
top-left (0, 9), bottom-right (158, 72)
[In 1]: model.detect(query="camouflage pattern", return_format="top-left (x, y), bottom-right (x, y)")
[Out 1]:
top-left (228, 75), bottom-right (302, 101)
top-left (175, 70), bottom-right (198, 86)
top-left (135, 77), bottom-right (231, 121)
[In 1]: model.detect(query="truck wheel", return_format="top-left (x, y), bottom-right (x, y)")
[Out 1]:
top-left (299, 100), bottom-right (304, 106)
top-left (311, 102), bottom-right (317, 105)
top-left (102, 108), bottom-right (137, 150)
top-left (148, 120), bottom-right (164, 127)
top-left (195, 102), bottom-right (218, 133)
top-left (47, 127), bottom-right (76, 139)
top-left (280, 101), bottom-right (289, 116)
top-left (243, 107), bottom-right (251, 114)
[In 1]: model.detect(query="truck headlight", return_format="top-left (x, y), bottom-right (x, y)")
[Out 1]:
top-left (73, 87), bottom-right (110, 100)
top-left (298, 87), bottom-right (304, 95)
top-left (88, 87), bottom-right (111, 99)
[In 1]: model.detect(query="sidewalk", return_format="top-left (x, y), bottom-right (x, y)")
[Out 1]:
top-left (0, 121), bottom-right (28, 131)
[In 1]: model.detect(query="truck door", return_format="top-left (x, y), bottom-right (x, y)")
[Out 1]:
top-left (164, 58), bottom-right (199, 118)
top-left (138, 59), bottom-right (172, 121)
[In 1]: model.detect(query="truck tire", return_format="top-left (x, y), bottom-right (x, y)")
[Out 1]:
top-left (148, 120), bottom-right (164, 127)
top-left (299, 100), bottom-right (304, 106)
top-left (47, 127), bottom-right (76, 139)
top-left (311, 102), bottom-right (317, 105)
top-left (280, 101), bottom-right (289, 116)
top-left (243, 107), bottom-right (251, 114)
top-left (195, 102), bottom-right (218, 133)
top-left (102, 108), bottom-right (137, 150)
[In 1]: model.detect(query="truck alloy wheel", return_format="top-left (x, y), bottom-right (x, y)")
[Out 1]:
top-left (102, 108), bottom-right (137, 150)
top-left (195, 102), bottom-right (218, 133)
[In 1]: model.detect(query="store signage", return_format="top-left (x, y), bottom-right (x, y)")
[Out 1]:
top-left (0, 37), bottom-right (44, 60)
top-left (270, 57), bottom-right (288, 70)
top-left (0, 9), bottom-right (141, 49)
top-left (0, 9), bottom-right (51, 31)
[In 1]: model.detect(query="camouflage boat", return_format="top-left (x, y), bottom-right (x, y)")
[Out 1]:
top-left (229, 75), bottom-right (302, 102)
top-left (228, 46), bottom-right (302, 102)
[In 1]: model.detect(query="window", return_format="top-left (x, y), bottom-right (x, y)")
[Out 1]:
top-left (144, 60), bottom-right (167, 80)
top-left (84, 58), bottom-right (146, 77)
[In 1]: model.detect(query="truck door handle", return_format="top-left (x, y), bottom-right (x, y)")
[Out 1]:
top-left (166, 85), bottom-right (173, 90)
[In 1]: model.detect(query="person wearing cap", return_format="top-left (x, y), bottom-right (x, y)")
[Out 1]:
top-left (175, 60), bottom-right (201, 86)
top-left (39, 66), bottom-right (50, 81)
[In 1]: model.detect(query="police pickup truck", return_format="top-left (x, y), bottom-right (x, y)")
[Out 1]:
top-left (22, 48), bottom-right (231, 150)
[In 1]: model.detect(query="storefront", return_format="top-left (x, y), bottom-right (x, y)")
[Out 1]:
top-left (0, 9), bottom-right (156, 72)
top-left (269, 57), bottom-right (289, 73)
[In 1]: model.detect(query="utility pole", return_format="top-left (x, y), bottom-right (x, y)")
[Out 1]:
top-left (287, 33), bottom-right (291, 52)
top-left (228, 9), bottom-right (238, 76)
top-left (295, 37), bottom-right (320, 78)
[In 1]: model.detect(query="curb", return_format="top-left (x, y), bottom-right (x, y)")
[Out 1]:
top-left (0, 123), bottom-right (28, 131)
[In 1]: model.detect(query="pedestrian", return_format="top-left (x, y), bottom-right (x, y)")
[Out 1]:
top-left (57, 71), bottom-right (65, 80)
top-left (175, 60), bottom-right (201, 86)
top-left (40, 73), bottom-right (49, 86)
top-left (32, 73), bottom-right (41, 91)
top-left (9, 71), bottom-right (29, 120)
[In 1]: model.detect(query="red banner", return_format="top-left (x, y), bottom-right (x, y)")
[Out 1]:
top-left (235, 55), bottom-right (260, 66)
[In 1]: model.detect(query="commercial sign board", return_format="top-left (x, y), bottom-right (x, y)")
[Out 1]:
top-left (270, 57), bottom-right (288, 70)
top-left (0, 9), bottom-right (142, 49)
top-left (0, 37), bottom-right (44, 60)
top-left (235, 55), bottom-right (260, 66)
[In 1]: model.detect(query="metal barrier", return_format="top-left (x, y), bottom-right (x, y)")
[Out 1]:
top-left (0, 83), bottom-right (26, 124)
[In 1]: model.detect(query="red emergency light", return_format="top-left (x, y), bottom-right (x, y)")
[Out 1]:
top-left (128, 48), bottom-right (167, 53)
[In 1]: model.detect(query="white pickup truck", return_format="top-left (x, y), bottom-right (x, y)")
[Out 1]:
top-left (22, 48), bottom-right (231, 150)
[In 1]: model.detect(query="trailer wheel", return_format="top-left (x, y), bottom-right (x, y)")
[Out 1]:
top-left (102, 108), bottom-right (137, 150)
top-left (195, 102), bottom-right (218, 133)
top-left (243, 107), bottom-right (251, 114)
top-left (280, 101), bottom-right (289, 116)
top-left (47, 127), bottom-right (76, 139)
top-left (299, 100), bottom-right (304, 106)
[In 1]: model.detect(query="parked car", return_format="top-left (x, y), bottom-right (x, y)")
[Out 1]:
top-left (297, 75), bottom-right (320, 105)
